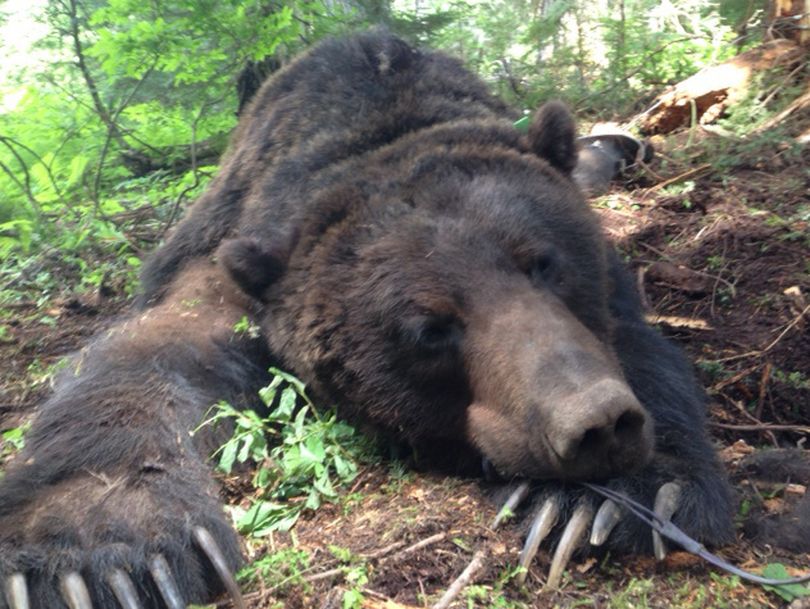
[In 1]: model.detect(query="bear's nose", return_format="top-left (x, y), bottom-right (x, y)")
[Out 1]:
top-left (544, 379), bottom-right (653, 477)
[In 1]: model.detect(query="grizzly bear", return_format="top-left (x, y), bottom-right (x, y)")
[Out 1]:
top-left (0, 31), bottom-right (732, 608)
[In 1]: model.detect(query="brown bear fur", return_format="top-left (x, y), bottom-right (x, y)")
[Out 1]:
top-left (0, 31), bottom-right (733, 608)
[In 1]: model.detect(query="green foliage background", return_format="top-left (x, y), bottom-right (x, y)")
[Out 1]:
top-left (0, 0), bottom-right (767, 296)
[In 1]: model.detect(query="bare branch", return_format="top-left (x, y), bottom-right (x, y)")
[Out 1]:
top-left (0, 139), bottom-right (43, 217)
top-left (0, 135), bottom-right (66, 205)
top-left (711, 422), bottom-right (810, 434)
top-left (92, 61), bottom-right (158, 205)
top-left (712, 304), bottom-right (809, 363)
top-left (0, 159), bottom-right (41, 216)
top-left (432, 549), bottom-right (486, 609)
top-left (66, 0), bottom-right (126, 148)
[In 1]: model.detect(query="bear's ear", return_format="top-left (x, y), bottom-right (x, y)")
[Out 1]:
top-left (218, 237), bottom-right (286, 301)
top-left (527, 101), bottom-right (578, 174)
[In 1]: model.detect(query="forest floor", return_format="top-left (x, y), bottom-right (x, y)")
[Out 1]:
top-left (0, 112), bottom-right (808, 609)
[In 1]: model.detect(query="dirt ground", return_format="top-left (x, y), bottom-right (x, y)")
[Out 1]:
top-left (1, 118), bottom-right (808, 608)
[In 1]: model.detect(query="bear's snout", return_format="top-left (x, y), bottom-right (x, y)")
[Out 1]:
top-left (465, 286), bottom-right (655, 481)
top-left (540, 378), bottom-right (653, 479)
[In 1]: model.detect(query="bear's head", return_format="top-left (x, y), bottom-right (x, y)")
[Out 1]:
top-left (220, 102), bottom-right (654, 481)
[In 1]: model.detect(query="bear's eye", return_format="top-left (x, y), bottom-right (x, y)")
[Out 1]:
top-left (409, 315), bottom-right (462, 353)
top-left (530, 250), bottom-right (562, 286)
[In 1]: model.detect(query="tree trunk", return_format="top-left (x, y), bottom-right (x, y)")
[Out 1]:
top-left (768, 0), bottom-right (810, 45)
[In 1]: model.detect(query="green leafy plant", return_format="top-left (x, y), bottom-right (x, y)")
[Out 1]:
top-left (232, 315), bottom-right (261, 339)
top-left (341, 564), bottom-right (369, 609)
top-left (0, 0), bottom-right (358, 286)
top-left (396, 0), bottom-right (747, 116)
top-left (1, 422), bottom-right (31, 460)
top-left (761, 563), bottom-right (810, 602)
top-left (771, 368), bottom-right (810, 391)
top-left (237, 547), bottom-right (311, 588)
top-left (199, 367), bottom-right (369, 536)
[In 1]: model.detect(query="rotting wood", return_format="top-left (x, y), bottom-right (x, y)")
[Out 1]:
top-left (636, 40), bottom-right (802, 134)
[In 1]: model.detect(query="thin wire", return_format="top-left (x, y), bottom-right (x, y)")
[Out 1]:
top-left (583, 482), bottom-right (810, 586)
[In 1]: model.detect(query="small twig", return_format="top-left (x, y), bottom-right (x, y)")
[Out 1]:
top-left (755, 362), bottom-right (772, 421)
top-left (755, 84), bottom-right (810, 133)
top-left (301, 532), bottom-right (446, 585)
top-left (216, 591), bottom-right (260, 607)
top-left (712, 304), bottom-right (809, 363)
top-left (709, 365), bottom-right (759, 393)
top-left (160, 102), bottom-right (209, 237)
top-left (637, 158), bottom-right (664, 182)
top-left (0, 134), bottom-right (66, 206)
top-left (761, 60), bottom-right (809, 108)
top-left (362, 587), bottom-right (395, 601)
top-left (709, 241), bottom-right (729, 318)
top-left (364, 540), bottom-right (406, 560)
top-left (0, 139), bottom-right (43, 217)
top-left (716, 395), bottom-right (779, 446)
top-left (92, 61), bottom-right (158, 207)
top-left (432, 549), bottom-right (486, 609)
top-left (710, 422), bottom-right (810, 434)
top-left (379, 532), bottom-right (446, 563)
top-left (636, 266), bottom-right (651, 311)
top-left (642, 163), bottom-right (712, 196)
top-left (346, 467), bottom-right (369, 494)
top-left (304, 566), bottom-right (344, 583)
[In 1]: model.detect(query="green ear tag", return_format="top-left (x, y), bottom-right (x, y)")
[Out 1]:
top-left (513, 116), bottom-right (530, 134)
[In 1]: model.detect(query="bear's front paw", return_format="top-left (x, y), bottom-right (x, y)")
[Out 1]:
top-left (493, 466), bottom-right (734, 588)
top-left (0, 468), bottom-right (245, 609)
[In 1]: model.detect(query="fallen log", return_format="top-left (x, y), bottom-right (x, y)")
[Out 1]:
top-left (637, 40), bottom-right (803, 135)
